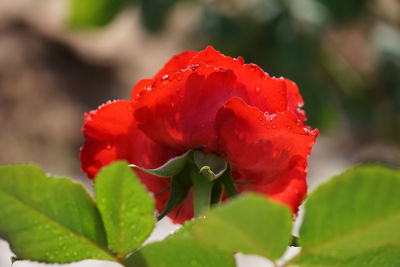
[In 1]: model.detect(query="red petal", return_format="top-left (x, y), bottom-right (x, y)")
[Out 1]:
top-left (132, 66), bottom-right (251, 152)
top-left (216, 97), bottom-right (318, 212)
top-left (284, 79), bottom-right (306, 122)
top-left (80, 100), bottom-right (183, 219)
top-left (188, 46), bottom-right (290, 114)
top-left (155, 51), bottom-right (198, 77)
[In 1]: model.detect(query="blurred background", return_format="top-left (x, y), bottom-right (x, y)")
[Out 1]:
top-left (0, 0), bottom-right (399, 266)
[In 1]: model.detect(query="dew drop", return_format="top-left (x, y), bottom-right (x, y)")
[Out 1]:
top-left (106, 144), bottom-right (112, 150)
top-left (191, 64), bottom-right (199, 71)
top-left (272, 125), bottom-right (277, 129)
top-left (176, 72), bottom-right (183, 80)
top-left (258, 116), bottom-right (263, 121)
top-left (248, 65), bottom-right (256, 72)
top-left (264, 113), bottom-right (277, 121)
top-left (255, 86), bottom-right (261, 93)
top-left (260, 122), bottom-right (265, 126)
top-left (162, 74), bottom-right (170, 84)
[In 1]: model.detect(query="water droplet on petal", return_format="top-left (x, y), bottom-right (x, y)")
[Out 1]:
top-left (162, 74), bottom-right (170, 84)
top-left (255, 86), bottom-right (261, 93)
top-left (176, 72), bottom-right (183, 80)
top-left (272, 125), bottom-right (277, 129)
top-left (191, 64), bottom-right (199, 71)
top-left (248, 65), bottom-right (256, 72)
top-left (106, 144), bottom-right (112, 150)
top-left (264, 113), bottom-right (277, 121)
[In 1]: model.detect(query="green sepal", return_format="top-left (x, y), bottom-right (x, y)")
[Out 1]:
top-left (220, 165), bottom-right (239, 197)
top-left (210, 180), bottom-right (223, 205)
top-left (129, 151), bottom-right (189, 178)
top-left (156, 164), bottom-right (192, 221)
top-left (194, 150), bottom-right (227, 180)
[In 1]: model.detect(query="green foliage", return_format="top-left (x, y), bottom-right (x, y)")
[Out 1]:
top-left (2, 162), bottom-right (400, 266)
top-left (0, 165), bottom-right (114, 263)
top-left (316, 0), bottom-right (370, 22)
top-left (193, 194), bottom-right (293, 260)
top-left (139, 0), bottom-right (180, 32)
top-left (124, 238), bottom-right (236, 267)
top-left (290, 165), bottom-right (400, 266)
top-left (95, 161), bottom-right (155, 258)
top-left (68, 0), bottom-right (130, 28)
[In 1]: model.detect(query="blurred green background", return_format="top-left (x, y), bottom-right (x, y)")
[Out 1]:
top-left (0, 0), bottom-right (399, 178)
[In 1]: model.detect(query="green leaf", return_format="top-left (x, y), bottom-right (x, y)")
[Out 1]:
top-left (0, 165), bottom-right (115, 263)
top-left (130, 151), bottom-right (189, 178)
top-left (193, 194), bottom-right (293, 260)
top-left (165, 218), bottom-right (200, 241)
top-left (124, 238), bottom-right (236, 267)
top-left (94, 161), bottom-right (155, 258)
top-left (68, 0), bottom-right (129, 28)
top-left (291, 165), bottom-right (400, 266)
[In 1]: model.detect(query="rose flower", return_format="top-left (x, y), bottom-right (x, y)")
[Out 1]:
top-left (80, 46), bottom-right (318, 224)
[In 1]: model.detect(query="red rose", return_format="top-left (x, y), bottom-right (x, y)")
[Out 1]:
top-left (80, 46), bottom-right (318, 224)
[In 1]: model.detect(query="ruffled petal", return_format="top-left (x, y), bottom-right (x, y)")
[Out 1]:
top-left (215, 97), bottom-right (318, 212)
top-left (155, 51), bottom-right (198, 77)
top-left (284, 79), bottom-right (306, 122)
top-left (132, 65), bottom-right (250, 152)
top-left (80, 100), bottom-right (183, 220)
top-left (188, 46), bottom-right (290, 114)
top-left (131, 47), bottom-right (298, 152)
